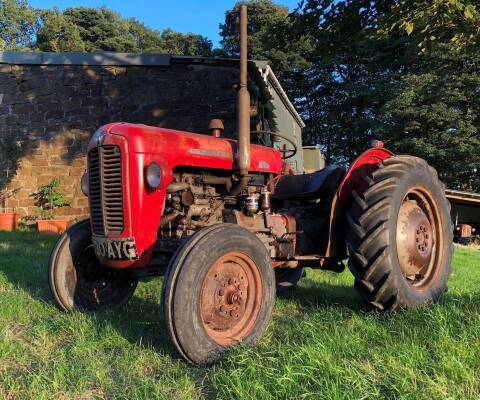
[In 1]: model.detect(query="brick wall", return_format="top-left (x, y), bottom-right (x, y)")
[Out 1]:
top-left (0, 60), bottom-right (249, 220)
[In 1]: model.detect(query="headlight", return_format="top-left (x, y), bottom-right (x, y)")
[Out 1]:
top-left (146, 162), bottom-right (162, 189)
top-left (91, 129), bottom-right (105, 146)
top-left (81, 171), bottom-right (88, 196)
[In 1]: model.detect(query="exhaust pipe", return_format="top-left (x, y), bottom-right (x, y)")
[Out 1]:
top-left (231, 4), bottom-right (250, 196)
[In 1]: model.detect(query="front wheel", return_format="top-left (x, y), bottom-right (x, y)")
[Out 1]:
top-left (346, 156), bottom-right (453, 310)
top-left (49, 220), bottom-right (138, 311)
top-left (162, 224), bottom-right (276, 365)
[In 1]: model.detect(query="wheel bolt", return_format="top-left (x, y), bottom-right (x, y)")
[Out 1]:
top-left (218, 289), bottom-right (224, 296)
top-left (220, 306), bottom-right (226, 312)
top-left (228, 279), bottom-right (233, 285)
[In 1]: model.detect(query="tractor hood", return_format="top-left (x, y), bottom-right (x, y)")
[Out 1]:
top-left (88, 122), bottom-right (283, 176)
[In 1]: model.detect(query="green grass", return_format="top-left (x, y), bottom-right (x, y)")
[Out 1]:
top-left (1, 231), bottom-right (480, 400)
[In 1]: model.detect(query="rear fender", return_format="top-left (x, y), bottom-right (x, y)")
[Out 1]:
top-left (325, 147), bottom-right (394, 258)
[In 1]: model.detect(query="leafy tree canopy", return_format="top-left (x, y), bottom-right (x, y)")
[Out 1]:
top-left (0, 0), bottom-right (40, 50)
top-left (220, 0), bottom-right (312, 77)
top-left (0, 2), bottom-right (213, 55)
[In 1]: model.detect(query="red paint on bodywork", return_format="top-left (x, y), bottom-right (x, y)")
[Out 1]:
top-left (324, 147), bottom-right (394, 259)
top-left (337, 147), bottom-right (394, 208)
top-left (87, 123), bottom-right (282, 268)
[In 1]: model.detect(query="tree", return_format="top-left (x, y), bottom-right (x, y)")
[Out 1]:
top-left (379, 1), bottom-right (480, 191)
top-left (159, 29), bottom-right (213, 56)
top-left (294, 0), bottom-right (480, 191)
top-left (37, 9), bottom-right (85, 52)
top-left (0, 0), bottom-right (40, 51)
top-left (128, 19), bottom-right (164, 52)
top-left (384, 0), bottom-right (480, 52)
top-left (220, 0), bottom-right (312, 78)
top-left (61, 7), bottom-right (137, 52)
top-left (37, 6), bottom-right (213, 55)
top-left (381, 57), bottom-right (480, 191)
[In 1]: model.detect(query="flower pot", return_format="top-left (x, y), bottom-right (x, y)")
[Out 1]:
top-left (37, 219), bottom-right (70, 235)
top-left (0, 212), bottom-right (19, 231)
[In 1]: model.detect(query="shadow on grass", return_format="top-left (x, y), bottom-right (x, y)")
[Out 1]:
top-left (0, 230), bottom-right (176, 357)
top-left (279, 274), bottom-right (363, 311)
top-left (3, 230), bottom-right (478, 363)
top-left (0, 230), bottom-right (219, 398)
top-left (0, 231), bottom-right (364, 349)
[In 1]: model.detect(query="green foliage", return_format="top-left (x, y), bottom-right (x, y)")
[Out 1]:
top-left (33, 178), bottom-right (71, 220)
top-left (1, 2), bottom-right (213, 55)
top-left (159, 29), bottom-right (213, 56)
top-left (36, 9), bottom-right (85, 52)
top-left (0, 0), bottom-right (40, 50)
top-left (380, 47), bottom-right (480, 191)
top-left (384, 0), bottom-right (480, 52)
top-left (60, 7), bottom-right (137, 52)
top-left (220, 0), bottom-right (312, 77)
top-left (290, 0), bottom-right (480, 191)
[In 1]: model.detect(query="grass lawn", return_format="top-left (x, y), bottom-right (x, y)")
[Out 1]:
top-left (1, 230), bottom-right (480, 400)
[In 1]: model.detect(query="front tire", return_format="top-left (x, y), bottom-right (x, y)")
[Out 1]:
top-left (162, 224), bottom-right (276, 365)
top-left (49, 220), bottom-right (137, 311)
top-left (346, 156), bottom-right (453, 310)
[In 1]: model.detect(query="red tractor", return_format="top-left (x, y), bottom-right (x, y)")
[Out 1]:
top-left (49, 6), bottom-right (453, 365)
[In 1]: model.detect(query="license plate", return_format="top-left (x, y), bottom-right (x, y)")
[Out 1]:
top-left (92, 237), bottom-right (139, 261)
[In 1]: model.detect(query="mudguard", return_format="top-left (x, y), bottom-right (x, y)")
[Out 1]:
top-left (325, 146), bottom-right (394, 258)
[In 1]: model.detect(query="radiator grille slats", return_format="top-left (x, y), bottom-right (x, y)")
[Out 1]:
top-left (88, 145), bottom-right (124, 236)
top-left (88, 148), bottom-right (104, 235)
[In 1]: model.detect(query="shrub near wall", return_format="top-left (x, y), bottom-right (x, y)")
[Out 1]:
top-left (0, 57), bottom-right (242, 220)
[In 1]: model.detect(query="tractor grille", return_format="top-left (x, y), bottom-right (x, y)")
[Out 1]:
top-left (88, 145), bottom-right (124, 236)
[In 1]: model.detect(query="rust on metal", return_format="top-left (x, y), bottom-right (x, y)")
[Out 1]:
top-left (209, 119), bottom-right (224, 138)
top-left (199, 251), bottom-right (262, 346)
top-left (396, 187), bottom-right (444, 287)
top-left (230, 4), bottom-right (251, 196)
top-left (458, 224), bottom-right (473, 238)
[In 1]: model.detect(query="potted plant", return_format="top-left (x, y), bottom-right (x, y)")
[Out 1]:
top-left (34, 179), bottom-right (72, 234)
top-left (0, 187), bottom-right (21, 231)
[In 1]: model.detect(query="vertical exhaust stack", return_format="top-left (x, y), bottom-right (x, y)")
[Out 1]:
top-left (231, 4), bottom-right (251, 195)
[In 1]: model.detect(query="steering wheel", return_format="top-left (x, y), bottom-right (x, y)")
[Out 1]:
top-left (251, 130), bottom-right (298, 159)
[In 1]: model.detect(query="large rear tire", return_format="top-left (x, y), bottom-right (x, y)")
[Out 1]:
top-left (162, 224), bottom-right (276, 365)
top-left (49, 219), bottom-right (137, 312)
top-left (275, 267), bottom-right (304, 294)
top-left (346, 156), bottom-right (453, 310)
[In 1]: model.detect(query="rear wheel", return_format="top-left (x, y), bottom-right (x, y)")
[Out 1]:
top-left (346, 156), bottom-right (453, 310)
top-left (275, 267), bottom-right (304, 293)
top-left (49, 220), bottom-right (137, 311)
top-left (162, 224), bottom-right (275, 365)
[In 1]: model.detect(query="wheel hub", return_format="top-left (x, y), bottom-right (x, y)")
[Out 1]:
top-left (200, 252), bottom-right (262, 346)
top-left (397, 199), bottom-right (433, 279)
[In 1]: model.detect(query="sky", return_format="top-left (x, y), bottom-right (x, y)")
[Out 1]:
top-left (28, 0), bottom-right (302, 47)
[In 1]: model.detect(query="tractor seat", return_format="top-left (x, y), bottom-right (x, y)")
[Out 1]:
top-left (272, 165), bottom-right (346, 200)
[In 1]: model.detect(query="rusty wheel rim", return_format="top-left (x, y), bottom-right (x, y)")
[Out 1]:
top-left (200, 251), bottom-right (263, 346)
top-left (74, 245), bottom-right (135, 308)
top-left (396, 187), bottom-right (444, 289)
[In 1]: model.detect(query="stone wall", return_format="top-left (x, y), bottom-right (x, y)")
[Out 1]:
top-left (0, 59), bottom-right (245, 220)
